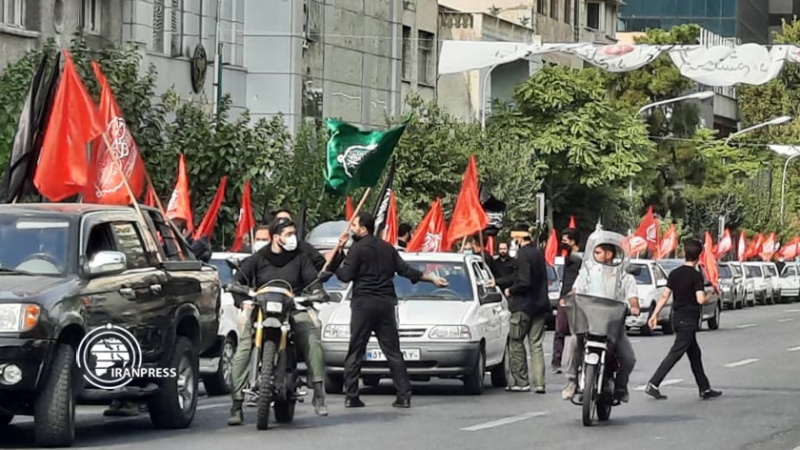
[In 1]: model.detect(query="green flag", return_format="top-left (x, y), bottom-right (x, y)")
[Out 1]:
top-left (324, 118), bottom-right (408, 196)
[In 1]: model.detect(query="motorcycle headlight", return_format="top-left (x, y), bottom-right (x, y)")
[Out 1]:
top-left (323, 324), bottom-right (350, 339)
top-left (429, 325), bottom-right (471, 340)
top-left (0, 304), bottom-right (41, 333)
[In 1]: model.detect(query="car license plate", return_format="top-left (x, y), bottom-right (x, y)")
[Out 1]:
top-left (266, 301), bottom-right (283, 313)
top-left (365, 348), bottom-right (420, 361)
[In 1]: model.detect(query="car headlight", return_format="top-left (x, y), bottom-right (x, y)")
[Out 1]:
top-left (0, 304), bottom-right (41, 333)
top-left (323, 324), bottom-right (350, 339)
top-left (721, 286), bottom-right (731, 292)
top-left (429, 325), bottom-right (472, 340)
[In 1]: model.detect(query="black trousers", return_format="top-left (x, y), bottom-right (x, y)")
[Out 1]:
top-left (344, 298), bottom-right (411, 400)
top-left (649, 316), bottom-right (711, 392)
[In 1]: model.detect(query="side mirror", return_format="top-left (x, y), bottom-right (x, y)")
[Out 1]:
top-left (656, 279), bottom-right (667, 288)
top-left (626, 266), bottom-right (642, 276)
top-left (480, 291), bottom-right (503, 305)
top-left (86, 251), bottom-right (127, 277)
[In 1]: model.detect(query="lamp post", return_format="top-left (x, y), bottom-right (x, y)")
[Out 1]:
top-left (637, 91), bottom-right (715, 115)
top-left (767, 145), bottom-right (800, 225)
top-left (725, 115), bottom-right (793, 145)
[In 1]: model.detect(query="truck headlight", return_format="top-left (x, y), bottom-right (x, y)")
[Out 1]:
top-left (323, 324), bottom-right (350, 339)
top-left (429, 326), bottom-right (471, 340)
top-left (0, 304), bottom-right (41, 333)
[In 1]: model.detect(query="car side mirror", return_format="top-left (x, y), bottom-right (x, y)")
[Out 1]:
top-left (626, 266), bottom-right (642, 276)
top-left (656, 279), bottom-right (667, 288)
top-left (86, 251), bottom-right (127, 277)
top-left (480, 291), bottom-right (503, 305)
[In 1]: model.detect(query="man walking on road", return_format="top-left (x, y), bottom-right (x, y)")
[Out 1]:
top-left (488, 224), bottom-right (550, 393)
top-left (645, 238), bottom-right (723, 401)
top-left (330, 212), bottom-right (448, 408)
top-left (553, 228), bottom-right (581, 375)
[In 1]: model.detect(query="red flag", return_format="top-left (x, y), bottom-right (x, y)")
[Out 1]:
top-left (34, 51), bottom-right (104, 201)
top-left (486, 235), bottom-right (495, 256)
top-left (143, 182), bottom-right (158, 207)
top-left (193, 176), bottom-right (228, 240)
top-left (382, 191), bottom-right (398, 246)
top-left (231, 180), bottom-right (256, 252)
top-left (746, 233), bottom-right (764, 260)
top-left (702, 232), bottom-right (719, 289)
top-left (715, 229), bottom-right (733, 259)
top-left (760, 232), bottom-right (777, 261)
top-left (82, 61), bottom-right (146, 204)
top-left (407, 198), bottom-right (447, 252)
top-left (345, 196), bottom-right (354, 221)
top-left (634, 206), bottom-right (659, 253)
top-left (777, 237), bottom-right (800, 260)
top-left (166, 154), bottom-right (194, 232)
top-left (544, 229), bottom-right (558, 266)
top-left (655, 224), bottom-right (678, 260)
top-left (568, 215), bottom-right (577, 228)
top-left (446, 156), bottom-right (489, 248)
top-left (737, 232), bottom-right (747, 262)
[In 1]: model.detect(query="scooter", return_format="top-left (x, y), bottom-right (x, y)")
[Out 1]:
top-left (224, 279), bottom-right (327, 430)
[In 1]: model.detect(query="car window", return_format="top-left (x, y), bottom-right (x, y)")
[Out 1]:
top-left (781, 266), bottom-right (797, 277)
top-left (110, 222), bottom-right (149, 270)
top-left (767, 265), bottom-right (778, 277)
top-left (718, 265), bottom-right (732, 278)
top-left (652, 264), bottom-right (666, 281)
top-left (631, 264), bottom-right (652, 285)
top-left (209, 259), bottom-right (234, 285)
top-left (745, 265), bottom-right (762, 277)
top-left (729, 264), bottom-right (742, 277)
top-left (0, 217), bottom-right (70, 275)
top-left (395, 261), bottom-right (472, 301)
top-left (547, 265), bottom-right (559, 291)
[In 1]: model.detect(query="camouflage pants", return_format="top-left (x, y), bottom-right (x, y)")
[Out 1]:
top-left (508, 311), bottom-right (546, 388)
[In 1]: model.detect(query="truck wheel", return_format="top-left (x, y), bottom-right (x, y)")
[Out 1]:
top-left (490, 350), bottom-right (508, 388)
top-left (148, 337), bottom-right (198, 429)
top-left (0, 414), bottom-right (12, 426)
top-left (325, 373), bottom-right (344, 394)
top-left (462, 349), bottom-right (485, 395)
top-left (34, 343), bottom-right (76, 448)
top-left (203, 335), bottom-right (236, 396)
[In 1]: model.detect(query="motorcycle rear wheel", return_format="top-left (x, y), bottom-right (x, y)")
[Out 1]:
top-left (582, 364), bottom-right (598, 427)
top-left (257, 340), bottom-right (278, 430)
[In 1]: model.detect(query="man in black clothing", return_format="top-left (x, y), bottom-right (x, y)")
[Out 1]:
top-left (493, 241), bottom-right (516, 279)
top-left (553, 228), bottom-right (581, 375)
top-left (397, 223), bottom-right (412, 249)
top-left (171, 218), bottom-right (212, 263)
top-left (331, 212), bottom-right (448, 408)
top-left (270, 208), bottom-right (326, 271)
top-left (645, 239), bottom-right (722, 401)
top-left (470, 233), bottom-right (498, 276)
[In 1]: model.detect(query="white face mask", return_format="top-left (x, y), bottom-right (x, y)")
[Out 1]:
top-left (253, 241), bottom-right (268, 253)
top-left (280, 235), bottom-right (298, 252)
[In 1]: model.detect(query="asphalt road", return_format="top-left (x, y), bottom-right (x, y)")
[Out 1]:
top-left (2, 303), bottom-right (800, 450)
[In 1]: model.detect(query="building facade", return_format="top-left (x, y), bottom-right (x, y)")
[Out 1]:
top-left (769, 0), bottom-right (800, 41)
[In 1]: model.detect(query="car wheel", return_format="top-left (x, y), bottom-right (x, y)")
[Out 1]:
top-left (463, 348), bottom-right (485, 395)
top-left (33, 343), bottom-right (76, 448)
top-left (640, 305), bottom-right (655, 337)
top-left (490, 349), bottom-right (509, 388)
top-left (148, 337), bottom-right (198, 429)
top-left (707, 303), bottom-right (721, 330)
top-left (325, 373), bottom-right (344, 394)
top-left (0, 414), bottom-right (12, 427)
top-left (203, 335), bottom-right (236, 396)
top-left (661, 311), bottom-right (675, 335)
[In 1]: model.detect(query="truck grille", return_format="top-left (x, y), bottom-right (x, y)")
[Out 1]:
top-left (398, 328), bottom-right (426, 338)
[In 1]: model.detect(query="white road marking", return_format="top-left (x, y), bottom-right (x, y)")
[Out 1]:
top-left (787, 346), bottom-right (800, 352)
top-left (779, 318), bottom-right (794, 323)
top-left (197, 402), bottom-right (230, 411)
top-left (635, 379), bottom-right (683, 391)
top-left (786, 309), bottom-right (800, 313)
top-left (737, 323), bottom-right (757, 329)
top-left (461, 411), bottom-right (549, 431)
top-left (629, 339), bottom-right (641, 344)
top-left (724, 358), bottom-right (759, 368)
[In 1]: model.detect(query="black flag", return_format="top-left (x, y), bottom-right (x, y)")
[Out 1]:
top-left (373, 158), bottom-right (396, 238)
top-left (0, 52), bottom-right (61, 203)
top-left (479, 184), bottom-right (506, 236)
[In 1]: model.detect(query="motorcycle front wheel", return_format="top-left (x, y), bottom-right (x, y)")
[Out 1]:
top-left (257, 340), bottom-right (278, 430)
top-left (582, 363), bottom-right (598, 427)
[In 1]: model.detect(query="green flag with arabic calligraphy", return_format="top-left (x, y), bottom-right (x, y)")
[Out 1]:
top-left (324, 118), bottom-right (408, 196)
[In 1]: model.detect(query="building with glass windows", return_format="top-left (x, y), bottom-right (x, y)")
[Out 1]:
top-left (618, 0), bottom-right (769, 43)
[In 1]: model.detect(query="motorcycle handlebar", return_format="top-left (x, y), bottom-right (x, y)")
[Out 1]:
top-left (223, 283), bottom-right (252, 297)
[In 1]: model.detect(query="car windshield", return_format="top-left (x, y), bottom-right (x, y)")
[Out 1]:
top-left (0, 217), bottom-right (70, 276)
top-left (745, 265), bottom-right (762, 277)
top-left (209, 259), bottom-right (235, 285)
top-left (658, 261), bottom-right (682, 274)
top-left (631, 264), bottom-right (652, 285)
top-left (718, 265), bottom-right (733, 278)
top-left (395, 261), bottom-right (472, 301)
top-left (324, 273), bottom-right (349, 292)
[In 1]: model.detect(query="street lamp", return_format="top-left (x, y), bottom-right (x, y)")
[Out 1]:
top-left (637, 91), bottom-right (714, 115)
top-left (725, 115), bottom-right (793, 145)
top-left (768, 145), bottom-right (800, 225)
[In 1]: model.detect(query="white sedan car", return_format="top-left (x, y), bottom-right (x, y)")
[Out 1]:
top-left (322, 252), bottom-right (511, 395)
top-left (778, 262), bottom-right (800, 303)
top-left (626, 259), bottom-right (673, 335)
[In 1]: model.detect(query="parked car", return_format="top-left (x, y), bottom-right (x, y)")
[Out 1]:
top-left (777, 262), bottom-right (800, 303)
top-left (718, 262), bottom-right (745, 310)
top-left (204, 252), bottom-right (250, 395)
top-left (761, 262), bottom-right (782, 303)
top-left (546, 261), bottom-right (562, 329)
top-left (0, 204), bottom-right (221, 447)
top-left (321, 252), bottom-right (511, 395)
top-left (625, 259), bottom-right (673, 335)
top-left (744, 262), bottom-right (774, 305)
top-left (728, 262), bottom-right (757, 307)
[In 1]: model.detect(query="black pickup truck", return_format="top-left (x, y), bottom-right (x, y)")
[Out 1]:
top-left (0, 204), bottom-right (221, 447)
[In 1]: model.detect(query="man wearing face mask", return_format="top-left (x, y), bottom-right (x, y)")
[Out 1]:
top-left (270, 208), bottom-right (326, 271)
top-left (227, 218), bottom-right (329, 425)
top-left (553, 228), bottom-right (582, 376)
top-left (328, 212), bottom-right (449, 408)
top-left (250, 225), bottom-right (270, 253)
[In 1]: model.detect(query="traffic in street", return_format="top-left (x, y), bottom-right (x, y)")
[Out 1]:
top-left (2, 303), bottom-right (798, 450)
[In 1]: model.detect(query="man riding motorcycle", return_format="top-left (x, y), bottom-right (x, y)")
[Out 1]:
top-left (564, 232), bottom-right (639, 404)
top-left (228, 218), bottom-right (329, 425)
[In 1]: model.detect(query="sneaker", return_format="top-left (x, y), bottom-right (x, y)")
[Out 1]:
top-left (562, 381), bottom-right (577, 400)
top-left (645, 383), bottom-right (668, 400)
top-left (700, 389), bottom-right (722, 400)
top-left (552, 366), bottom-right (563, 374)
top-left (505, 385), bottom-right (532, 392)
top-left (227, 401), bottom-right (244, 426)
top-left (534, 386), bottom-right (546, 394)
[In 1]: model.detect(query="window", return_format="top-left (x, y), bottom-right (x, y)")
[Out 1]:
top-left (536, 0), bottom-right (546, 15)
top-left (81, 0), bottom-right (101, 34)
top-left (417, 30), bottom-right (434, 85)
top-left (564, 0), bottom-right (572, 24)
top-left (0, 217), bottom-right (70, 275)
top-left (1, 0), bottom-right (26, 28)
top-left (401, 26), bottom-right (412, 81)
top-left (631, 264), bottom-right (653, 285)
top-left (587, 2), bottom-right (600, 29)
top-left (394, 262), bottom-right (472, 301)
top-left (111, 223), bottom-right (149, 270)
top-left (550, 0), bottom-right (558, 20)
top-left (782, 266), bottom-right (798, 278)
top-left (153, 0), bottom-right (183, 57)
top-left (85, 224), bottom-right (116, 261)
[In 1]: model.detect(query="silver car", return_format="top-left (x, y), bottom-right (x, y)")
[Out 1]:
top-left (718, 262), bottom-right (745, 310)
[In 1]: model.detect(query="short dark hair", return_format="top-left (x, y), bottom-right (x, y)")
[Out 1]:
top-left (269, 218), bottom-right (295, 236)
top-left (684, 239), bottom-right (703, 262)
top-left (355, 211), bottom-right (375, 234)
top-left (255, 225), bottom-right (270, 233)
top-left (398, 223), bottom-right (413, 236)
top-left (271, 208), bottom-right (292, 218)
top-left (561, 228), bottom-right (580, 244)
top-left (598, 244), bottom-right (617, 258)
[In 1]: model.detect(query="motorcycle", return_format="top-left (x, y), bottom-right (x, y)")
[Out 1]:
top-left (224, 275), bottom-right (327, 430)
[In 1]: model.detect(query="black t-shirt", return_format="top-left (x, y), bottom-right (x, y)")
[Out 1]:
top-left (667, 265), bottom-right (704, 321)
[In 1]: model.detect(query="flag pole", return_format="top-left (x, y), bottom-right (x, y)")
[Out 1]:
top-left (320, 187), bottom-right (371, 274)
